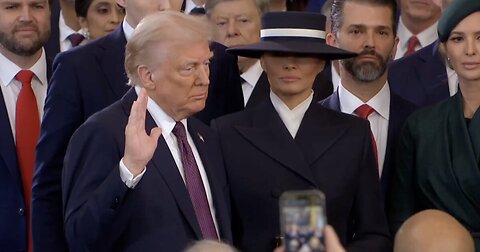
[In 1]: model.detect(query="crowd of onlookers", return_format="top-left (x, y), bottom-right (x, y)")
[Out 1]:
top-left (0, 0), bottom-right (479, 251)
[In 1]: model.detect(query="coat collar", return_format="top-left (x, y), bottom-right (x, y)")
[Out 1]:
top-left (235, 99), bottom-right (351, 187)
top-left (99, 26), bottom-right (129, 100)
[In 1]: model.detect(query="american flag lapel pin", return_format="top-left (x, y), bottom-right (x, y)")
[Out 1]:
top-left (197, 132), bottom-right (205, 143)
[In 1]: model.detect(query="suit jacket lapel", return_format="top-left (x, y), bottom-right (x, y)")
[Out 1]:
top-left (319, 90), bottom-right (341, 111)
top-left (0, 89), bottom-right (21, 188)
top-left (245, 72), bottom-right (270, 108)
top-left (188, 118), bottom-right (231, 240)
top-left (235, 100), bottom-right (317, 187)
top-left (418, 42), bottom-right (450, 103)
top-left (295, 102), bottom-right (350, 166)
top-left (382, 94), bottom-right (414, 191)
top-left (120, 89), bottom-right (203, 239)
top-left (100, 26), bottom-right (129, 99)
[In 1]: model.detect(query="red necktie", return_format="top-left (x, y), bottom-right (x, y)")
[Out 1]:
top-left (67, 33), bottom-right (85, 47)
top-left (172, 122), bottom-right (218, 240)
top-left (354, 104), bottom-right (379, 171)
top-left (404, 36), bottom-right (420, 57)
top-left (15, 70), bottom-right (39, 252)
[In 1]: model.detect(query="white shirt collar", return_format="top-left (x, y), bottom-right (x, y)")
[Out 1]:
top-left (270, 90), bottom-right (313, 138)
top-left (59, 10), bottom-right (78, 42)
top-left (123, 18), bottom-right (135, 41)
top-left (240, 60), bottom-right (263, 88)
top-left (0, 48), bottom-right (48, 87)
top-left (397, 18), bottom-right (438, 51)
top-left (134, 86), bottom-right (187, 136)
top-left (338, 82), bottom-right (390, 120)
top-left (185, 0), bottom-right (205, 14)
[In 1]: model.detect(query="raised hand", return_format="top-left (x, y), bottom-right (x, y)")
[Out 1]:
top-left (123, 88), bottom-right (162, 176)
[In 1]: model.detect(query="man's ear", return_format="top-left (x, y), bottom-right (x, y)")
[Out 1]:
top-left (326, 32), bottom-right (337, 47)
top-left (391, 36), bottom-right (400, 61)
top-left (259, 56), bottom-right (266, 72)
top-left (137, 65), bottom-right (155, 90)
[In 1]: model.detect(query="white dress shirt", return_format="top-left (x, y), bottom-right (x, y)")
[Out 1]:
top-left (0, 49), bottom-right (48, 142)
top-left (119, 86), bottom-right (219, 236)
top-left (395, 18), bottom-right (438, 59)
top-left (240, 61), bottom-right (263, 106)
top-left (338, 83), bottom-right (390, 177)
top-left (122, 18), bottom-right (135, 41)
top-left (270, 90), bottom-right (313, 138)
top-left (59, 11), bottom-right (80, 52)
top-left (185, 0), bottom-right (205, 14)
top-left (446, 65), bottom-right (459, 96)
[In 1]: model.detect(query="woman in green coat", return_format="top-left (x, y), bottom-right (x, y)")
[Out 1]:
top-left (390, 0), bottom-right (480, 249)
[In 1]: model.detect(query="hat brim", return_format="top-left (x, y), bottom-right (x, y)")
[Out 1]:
top-left (227, 40), bottom-right (356, 60)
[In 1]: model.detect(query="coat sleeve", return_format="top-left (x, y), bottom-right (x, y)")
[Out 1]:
top-left (31, 52), bottom-right (85, 252)
top-left (62, 119), bottom-right (130, 251)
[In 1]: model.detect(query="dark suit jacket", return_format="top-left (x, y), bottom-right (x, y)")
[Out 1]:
top-left (0, 87), bottom-right (28, 252)
top-left (212, 100), bottom-right (391, 252)
top-left (1, 59), bottom-right (52, 251)
top-left (45, 0), bottom-right (61, 62)
top-left (33, 25), bottom-right (240, 251)
top-left (33, 25), bottom-right (129, 252)
top-left (320, 91), bottom-right (417, 205)
top-left (388, 41), bottom-right (450, 107)
top-left (62, 88), bottom-right (232, 251)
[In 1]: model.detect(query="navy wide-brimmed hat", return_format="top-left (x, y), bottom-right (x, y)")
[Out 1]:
top-left (438, 0), bottom-right (480, 42)
top-left (226, 11), bottom-right (356, 60)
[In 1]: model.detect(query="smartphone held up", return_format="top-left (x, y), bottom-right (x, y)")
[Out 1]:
top-left (279, 190), bottom-right (327, 252)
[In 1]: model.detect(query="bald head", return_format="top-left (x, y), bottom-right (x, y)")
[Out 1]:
top-left (183, 240), bottom-right (238, 252)
top-left (394, 210), bottom-right (474, 252)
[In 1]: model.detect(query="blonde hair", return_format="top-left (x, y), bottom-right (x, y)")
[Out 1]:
top-left (438, 43), bottom-right (454, 69)
top-left (125, 11), bottom-right (212, 85)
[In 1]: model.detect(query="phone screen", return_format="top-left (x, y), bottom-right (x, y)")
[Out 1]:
top-left (280, 190), bottom-right (326, 252)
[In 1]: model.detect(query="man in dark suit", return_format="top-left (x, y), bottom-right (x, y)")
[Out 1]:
top-left (44, 0), bottom-right (82, 61)
top-left (388, 41), bottom-right (451, 107)
top-left (0, 0), bottom-right (52, 251)
top-left (31, 0), bottom-right (240, 251)
top-left (62, 11), bottom-right (231, 251)
top-left (214, 11), bottom-right (391, 252)
top-left (321, 0), bottom-right (416, 201)
top-left (388, 0), bottom-right (455, 108)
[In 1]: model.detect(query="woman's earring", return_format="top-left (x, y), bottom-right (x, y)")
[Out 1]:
top-left (81, 27), bottom-right (90, 40)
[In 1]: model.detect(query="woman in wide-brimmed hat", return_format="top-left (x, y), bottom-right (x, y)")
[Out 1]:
top-left (212, 11), bottom-right (391, 252)
top-left (390, 0), bottom-right (480, 249)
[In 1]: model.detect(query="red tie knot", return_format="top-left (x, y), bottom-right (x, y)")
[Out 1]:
top-left (355, 104), bottom-right (375, 119)
top-left (16, 70), bottom-right (34, 86)
top-left (404, 36), bottom-right (420, 57)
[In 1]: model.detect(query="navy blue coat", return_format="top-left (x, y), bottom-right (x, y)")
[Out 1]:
top-left (213, 99), bottom-right (391, 252)
top-left (62, 88), bottom-right (232, 251)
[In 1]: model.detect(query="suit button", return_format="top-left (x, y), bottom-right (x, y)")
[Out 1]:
top-left (18, 208), bottom-right (25, 216)
top-left (271, 188), bottom-right (282, 198)
top-left (111, 197), bottom-right (120, 209)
